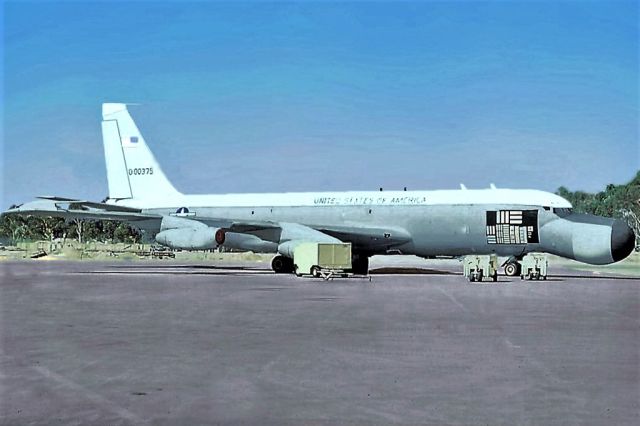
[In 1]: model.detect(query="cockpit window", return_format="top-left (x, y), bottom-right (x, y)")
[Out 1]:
top-left (543, 206), bottom-right (550, 211)
top-left (553, 208), bottom-right (573, 217)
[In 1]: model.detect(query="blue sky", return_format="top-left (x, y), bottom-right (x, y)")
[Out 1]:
top-left (3, 1), bottom-right (638, 207)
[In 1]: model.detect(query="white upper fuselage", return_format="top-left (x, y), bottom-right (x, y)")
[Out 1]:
top-left (115, 188), bottom-right (572, 210)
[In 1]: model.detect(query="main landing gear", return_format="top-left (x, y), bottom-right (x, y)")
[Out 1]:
top-left (351, 255), bottom-right (369, 276)
top-left (271, 255), bottom-right (295, 274)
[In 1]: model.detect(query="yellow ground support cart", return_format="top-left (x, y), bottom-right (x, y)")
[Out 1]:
top-left (294, 242), bottom-right (352, 279)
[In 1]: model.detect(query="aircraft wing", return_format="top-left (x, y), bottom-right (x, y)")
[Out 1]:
top-left (314, 223), bottom-right (412, 249)
top-left (227, 220), bottom-right (281, 233)
top-left (199, 218), bottom-right (412, 251)
top-left (195, 218), bottom-right (408, 247)
top-left (3, 198), bottom-right (158, 222)
top-left (193, 217), bottom-right (412, 250)
top-left (4, 199), bottom-right (413, 252)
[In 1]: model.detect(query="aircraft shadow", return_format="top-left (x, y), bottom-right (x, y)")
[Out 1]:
top-left (106, 264), bottom-right (268, 271)
top-left (77, 270), bottom-right (267, 277)
top-left (369, 267), bottom-right (456, 275)
top-left (546, 273), bottom-right (639, 281)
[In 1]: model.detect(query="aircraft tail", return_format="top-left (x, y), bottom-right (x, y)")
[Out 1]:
top-left (101, 103), bottom-right (181, 200)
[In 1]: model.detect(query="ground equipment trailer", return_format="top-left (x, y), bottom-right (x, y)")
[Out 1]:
top-left (294, 242), bottom-right (353, 279)
top-left (520, 253), bottom-right (548, 280)
top-left (463, 255), bottom-right (499, 282)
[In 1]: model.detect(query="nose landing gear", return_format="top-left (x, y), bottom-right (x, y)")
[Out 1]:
top-left (503, 261), bottom-right (521, 277)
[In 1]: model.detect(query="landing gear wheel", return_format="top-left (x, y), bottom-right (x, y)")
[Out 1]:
top-left (492, 272), bottom-right (498, 282)
top-left (504, 262), bottom-right (521, 277)
top-left (271, 255), bottom-right (294, 274)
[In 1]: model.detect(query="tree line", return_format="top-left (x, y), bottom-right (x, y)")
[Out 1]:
top-left (555, 171), bottom-right (640, 231)
top-left (0, 216), bottom-right (141, 245)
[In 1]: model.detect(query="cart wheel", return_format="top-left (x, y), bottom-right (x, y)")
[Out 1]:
top-left (469, 273), bottom-right (476, 282)
top-left (311, 266), bottom-right (321, 278)
top-left (477, 272), bottom-right (483, 282)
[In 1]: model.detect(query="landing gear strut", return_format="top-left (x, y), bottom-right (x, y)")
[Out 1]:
top-left (271, 255), bottom-right (294, 274)
top-left (351, 255), bottom-right (369, 275)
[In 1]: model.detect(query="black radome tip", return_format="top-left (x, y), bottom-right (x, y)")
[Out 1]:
top-left (611, 220), bottom-right (635, 262)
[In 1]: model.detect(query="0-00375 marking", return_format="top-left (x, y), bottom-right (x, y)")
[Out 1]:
top-left (128, 167), bottom-right (154, 176)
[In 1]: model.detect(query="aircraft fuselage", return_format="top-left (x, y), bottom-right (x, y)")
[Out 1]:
top-left (128, 189), bottom-right (635, 265)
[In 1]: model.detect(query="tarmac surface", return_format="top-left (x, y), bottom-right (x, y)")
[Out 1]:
top-left (1, 259), bottom-right (638, 425)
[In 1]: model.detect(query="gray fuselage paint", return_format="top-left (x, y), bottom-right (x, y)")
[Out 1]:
top-left (142, 203), bottom-right (573, 258)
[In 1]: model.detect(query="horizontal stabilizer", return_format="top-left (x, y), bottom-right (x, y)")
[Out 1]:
top-left (4, 199), bottom-right (156, 222)
top-left (37, 196), bottom-right (81, 202)
top-left (37, 197), bottom-right (142, 213)
top-left (73, 201), bottom-right (142, 213)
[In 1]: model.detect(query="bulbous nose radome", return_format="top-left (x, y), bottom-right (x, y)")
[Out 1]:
top-left (611, 220), bottom-right (635, 262)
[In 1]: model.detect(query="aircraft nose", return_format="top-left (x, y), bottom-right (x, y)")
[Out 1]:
top-left (611, 219), bottom-right (635, 262)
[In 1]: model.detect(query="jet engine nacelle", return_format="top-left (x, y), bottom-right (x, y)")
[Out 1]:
top-left (155, 227), bottom-right (225, 250)
top-left (539, 214), bottom-right (635, 265)
top-left (221, 232), bottom-right (278, 253)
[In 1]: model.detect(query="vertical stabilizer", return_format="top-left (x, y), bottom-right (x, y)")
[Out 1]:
top-left (101, 103), bottom-right (181, 200)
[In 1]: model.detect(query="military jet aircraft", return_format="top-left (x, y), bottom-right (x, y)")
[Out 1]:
top-left (5, 103), bottom-right (636, 275)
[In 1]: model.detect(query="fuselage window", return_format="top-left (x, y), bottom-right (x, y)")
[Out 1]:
top-left (553, 208), bottom-right (573, 217)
